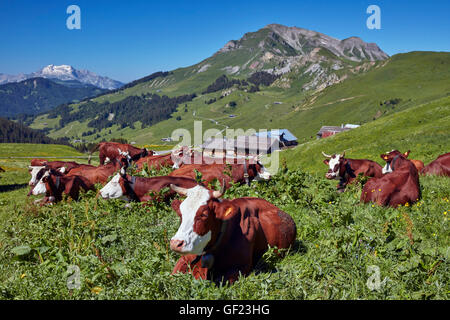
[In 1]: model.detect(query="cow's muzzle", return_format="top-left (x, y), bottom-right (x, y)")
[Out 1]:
top-left (170, 239), bottom-right (185, 253)
top-left (325, 172), bottom-right (337, 179)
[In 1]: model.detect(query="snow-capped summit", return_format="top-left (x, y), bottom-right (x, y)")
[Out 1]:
top-left (0, 65), bottom-right (124, 90)
top-left (40, 64), bottom-right (76, 77)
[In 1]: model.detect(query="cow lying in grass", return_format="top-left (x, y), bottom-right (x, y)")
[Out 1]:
top-left (169, 161), bottom-right (271, 188)
top-left (31, 169), bottom-right (95, 205)
top-left (66, 157), bottom-right (126, 185)
top-left (421, 152), bottom-right (450, 177)
top-left (361, 150), bottom-right (420, 207)
top-left (322, 151), bottom-right (383, 192)
top-left (134, 153), bottom-right (175, 171)
top-left (169, 183), bottom-right (297, 283)
top-left (89, 141), bottom-right (150, 165)
top-left (100, 167), bottom-right (199, 203)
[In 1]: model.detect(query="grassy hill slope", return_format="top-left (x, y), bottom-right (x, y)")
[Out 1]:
top-left (280, 95), bottom-right (450, 173)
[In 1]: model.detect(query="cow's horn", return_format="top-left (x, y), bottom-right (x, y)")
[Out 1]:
top-left (212, 179), bottom-right (226, 198)
top-left (322, 151), bottom-right (332, 158)
top-left (170, 184), bottom-right (188, 196)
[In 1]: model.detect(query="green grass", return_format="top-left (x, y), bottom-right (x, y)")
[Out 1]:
top-left (0, 143), bottom-right (448, 299)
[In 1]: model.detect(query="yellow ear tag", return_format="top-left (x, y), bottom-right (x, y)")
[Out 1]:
top-left (384, 156), bottom-right (388, 160)
top-left (224, 207), bottom-right (233, 217)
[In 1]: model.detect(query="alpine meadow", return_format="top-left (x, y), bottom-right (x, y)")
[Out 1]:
top-left (0, 7), bottom-right (449, 304)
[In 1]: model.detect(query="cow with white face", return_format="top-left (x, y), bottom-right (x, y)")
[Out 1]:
top-left (322, 151), bottom-right (345, 180)
top-left (322, 151), bottom-right (383, 192)
top-left (31, 170), bottom-right (50, 196)
top-left (28, 166), bottom-right (46, 187)
top-left (100, 167), bottom-right (199, 203)
top-left (169, 183), bottom-right (297, 283)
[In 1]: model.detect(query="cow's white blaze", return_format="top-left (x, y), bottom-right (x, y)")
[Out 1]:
top-left (28, 166), bottom-right (45, 186)
top-left (254, 163), bottom-right (271, 181)
top-left (326, 155), bottom-right (341, 179)
top-left (382, 163), bottom-right (392, 174)
top-left (171, 185), bottom-right (212, 255)
top-left (100, 173), bottom-right (123, 199)
top-left (32, 171), bottom-right (49, 195)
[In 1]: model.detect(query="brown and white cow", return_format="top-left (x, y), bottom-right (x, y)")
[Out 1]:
top-left (90, 142), bottom-right (151, 165)
top-left (361, 150), bottom-right (420, 207)
top-left (169, 161), bottom-right (271, 188)
top-left (27, 160), bottom-right (91, 195)
top-left (322, 151), bottom-right (383, 192)
top-left (421, 152), bottom-right (450, 177)
top-left (31, 169), bottom-right (95, 205)
top-left (134, 153), bottom-right (175, 171)
top-left (168, 184), bottom-right (297, 283)
top-left (99, 168), bottom-right (199, 202)
top-left (66, 158), bottom-right (126, 185)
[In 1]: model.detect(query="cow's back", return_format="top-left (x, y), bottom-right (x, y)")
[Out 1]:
top-left (351, 158), bottom-right (383, 179)
top-left (422, 152), bottom-right (450, 177)
top-left (361, 161), bottom-right (420, 207)
top-left (232, 198), bottom-right (297, 251)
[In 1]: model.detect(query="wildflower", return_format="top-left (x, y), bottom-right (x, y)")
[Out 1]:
top-left (20, 273), bottom-right (26, 279)
top-left (405, 202), bottom-right (409, 207)
top-left (91, 286), bottom-right (103, 294)
top-left (444, 211), bottom-right (447, 215)
top-left (378, 189), bottom-right (381, 192)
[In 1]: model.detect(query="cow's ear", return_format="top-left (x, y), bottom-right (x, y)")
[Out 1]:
top-left (404, 150), bottom-right (410, 158)
top-left (381, 154), bottom-right (388, 161)
top-left (214, 202), bottom-right (238, 221)
top-left (323, 159), bottom-right (329, 165)
top-left (171, 199), bottom-right (182, 218)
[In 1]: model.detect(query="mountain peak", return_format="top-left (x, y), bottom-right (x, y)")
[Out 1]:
top-left (219, 24), bottom-right (389, 62)
top-left (0, 65), bottom-right (124, 90)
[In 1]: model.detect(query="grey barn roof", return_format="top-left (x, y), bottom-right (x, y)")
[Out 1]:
top-left (317, 126), bottom-right (352, 135)
top-left (201, 136), bottom-right (279, 153)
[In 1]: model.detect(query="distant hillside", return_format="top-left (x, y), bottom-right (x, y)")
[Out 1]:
top-left (0, 117), bottom-right (69, 144)
top-left (281, 95), bottom-right (450, 173)
top-left (0, 77), bottom-right (106, 117)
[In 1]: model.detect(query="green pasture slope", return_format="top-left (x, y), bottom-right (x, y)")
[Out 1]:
top-left (0, 140), bottom-right (448, 299)
top-left (281, 95), bottom-right (450, 173)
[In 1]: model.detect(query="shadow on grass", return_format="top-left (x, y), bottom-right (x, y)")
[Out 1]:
top-left (0, 183), bottom-right (28, 193)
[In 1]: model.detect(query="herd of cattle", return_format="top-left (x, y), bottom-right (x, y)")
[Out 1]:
top-left (322, 150), bottom-right (450, 207)
top-left (16, 141), bottom-right (450, 282)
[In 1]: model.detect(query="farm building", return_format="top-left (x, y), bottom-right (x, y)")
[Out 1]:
top-left (316, 124), bottom-right (360, 139)
top-left (201, 136), bottom-right (279, 157)
top-left (254, 129), bottom-right (298, 148)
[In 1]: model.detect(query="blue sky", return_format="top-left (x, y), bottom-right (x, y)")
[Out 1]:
top-left (1, 0), bottom-right (449, 83)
